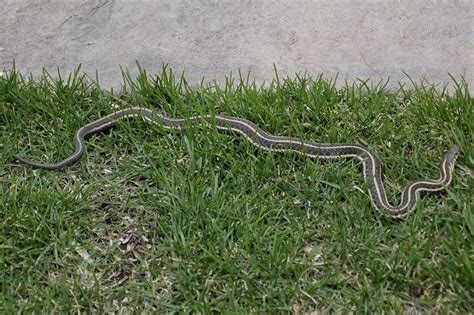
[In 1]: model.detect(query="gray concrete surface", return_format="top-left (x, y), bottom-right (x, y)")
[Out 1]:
top-left (1, 0), bottom-right (472, 91)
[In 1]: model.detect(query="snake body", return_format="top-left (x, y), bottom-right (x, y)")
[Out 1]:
top-left (15, 107), bottom-right (459, 218)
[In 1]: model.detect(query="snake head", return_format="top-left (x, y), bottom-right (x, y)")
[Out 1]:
top-left (445, 145), bottom-right (460, 165)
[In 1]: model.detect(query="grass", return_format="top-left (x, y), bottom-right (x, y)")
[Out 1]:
top-left (0, 65), bottom-right (472, 313)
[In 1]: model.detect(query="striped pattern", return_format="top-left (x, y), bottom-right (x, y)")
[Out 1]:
top-left (15, 107), bottom-right (459, 218)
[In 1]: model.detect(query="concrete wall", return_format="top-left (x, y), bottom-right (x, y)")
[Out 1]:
top-left (1, 0), bottom-right (472, 90)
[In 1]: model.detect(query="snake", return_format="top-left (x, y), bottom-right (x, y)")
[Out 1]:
top-left (15, 107), bottom-right (459, 218)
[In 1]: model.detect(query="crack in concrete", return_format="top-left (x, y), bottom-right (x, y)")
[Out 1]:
top-left (360, 50), bottom-right (380, 75)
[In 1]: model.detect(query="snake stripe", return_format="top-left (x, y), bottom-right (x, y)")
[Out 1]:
top-left (15, 107), bottom-right (459, 218)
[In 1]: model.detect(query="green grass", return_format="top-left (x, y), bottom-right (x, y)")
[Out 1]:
top-left (1, 65), bottom-right (473, 313)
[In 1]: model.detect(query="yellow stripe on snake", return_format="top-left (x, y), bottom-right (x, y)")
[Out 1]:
top-left (15, 107), bottom-right (459, 218)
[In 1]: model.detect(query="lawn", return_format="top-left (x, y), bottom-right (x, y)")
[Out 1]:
top-left (0, 66), bottom-right (472, 313)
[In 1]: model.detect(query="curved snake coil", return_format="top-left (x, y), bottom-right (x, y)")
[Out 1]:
top-left (15, 107), bottom-right (459, 218)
